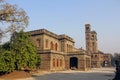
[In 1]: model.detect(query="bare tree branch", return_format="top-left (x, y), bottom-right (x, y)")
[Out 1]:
top-left (0, 0), bottom-right (29, 43)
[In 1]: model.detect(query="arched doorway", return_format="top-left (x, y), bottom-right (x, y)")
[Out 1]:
top-left (70, 57), bottom-right (78, 70)
top-left (103, 60), bottom-right (109, 67)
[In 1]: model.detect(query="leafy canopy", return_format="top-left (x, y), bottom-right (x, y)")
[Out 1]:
top-left (10, 31), bottom-right (39, 70)
top-left (0, 31), bottom-right (41, 74)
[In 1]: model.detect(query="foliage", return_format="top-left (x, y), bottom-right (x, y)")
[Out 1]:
top-left (2, 42), bottom-right (10, 50)
top-left (0, 31), bottom-right (41, 74)
top-left (0, 50), bottom-right (15, 74)
top-left (0, 0), bottom-right (40, 74)
top-left (0, 0), bottom-right (29, 43)
top-left (10, 31), bottom-right (40, 70)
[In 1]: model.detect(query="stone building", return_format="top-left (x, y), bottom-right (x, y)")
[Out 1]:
top-left (28, 23), bottom-right (111, 71)
top-left (29, 29), bottom-right (91, 71)
top-left (85, 23), bottom-right (111, 68)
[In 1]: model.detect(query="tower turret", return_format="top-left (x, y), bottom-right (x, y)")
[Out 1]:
top-left (85, 24), bottom-right (91, 33)
top-left (85, 23), bottom-right (92, 53)
top-left (85, 23), bottom-right (98, 53)
top-left (91, 31), bottom-right (98, 53)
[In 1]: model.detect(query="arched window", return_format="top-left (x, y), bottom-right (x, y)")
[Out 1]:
top-left (95, 55), bottom-right (97, 58)
top-left (53, 58), bottom-right (55, 67)
top-left (50, 41), bottom-right (54, 50)
top-left (91, 55), bottom-right (93, 58)
top-left (57, 59), bottom-right (59, 67)
top-left (46, 39), bottom-right (48, 48)
top-left (60, 59), bottom-right (62, 67)
top-left (55, 43), bottom-right (58, 51)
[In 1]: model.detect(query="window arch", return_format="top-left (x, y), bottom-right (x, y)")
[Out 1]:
top-left (55, 43), bottom-right (58, 51)
top-left (57, 59), bottom-right (59, 67)
top-left (60, 59), bottom-right (62, 67)
top-left (50, 41), bottom-right (54, 50)
top-left (95, 55), bottom-right (97, 58)
top-left (53, 58), bottom-right (55, 67)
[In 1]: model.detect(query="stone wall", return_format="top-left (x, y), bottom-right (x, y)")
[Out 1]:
top-left (50, 52), bottom-right (65, 71)
top-left (39, 53), bottom-right (51, 70)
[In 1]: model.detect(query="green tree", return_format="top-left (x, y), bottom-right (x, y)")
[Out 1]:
top-left (0, 0), bottom-right (40, 74)
top-left (2, 42), bottom-right (10, 50)
top-left (0, 50), bottom-right (15, 74)
top-left (0, 31), bottom-right (41, 74)
top-left (10, 31), bottom-right (40, 70)
top-left (0, 42), bottom-right (15, 74)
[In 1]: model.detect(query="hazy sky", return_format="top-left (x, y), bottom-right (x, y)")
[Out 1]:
top-left (5, 0), bottom-right (120, 54)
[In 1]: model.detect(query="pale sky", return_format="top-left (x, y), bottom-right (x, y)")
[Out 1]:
top-left (5, 0), bottom-right (120, 54)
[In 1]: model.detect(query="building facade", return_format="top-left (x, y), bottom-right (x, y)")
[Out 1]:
top-left (28, 23), bottom-right (111, 71)
top-left (29, 29), bottom-right (91, 71)
top-left (85, 24), bottom-right (111, 68)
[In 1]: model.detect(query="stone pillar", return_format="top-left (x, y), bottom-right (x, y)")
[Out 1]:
top-left (65, 56), bottom-right (70, 70)
top-left (40, 53), bottom-right (51, 71)
top-left (78, 59), bottom-right (86, 71)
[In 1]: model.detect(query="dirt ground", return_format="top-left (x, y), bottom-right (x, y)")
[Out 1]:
top-left (0, 71), bottom-right (33, 80)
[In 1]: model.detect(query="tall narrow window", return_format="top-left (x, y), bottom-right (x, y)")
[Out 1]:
top-left (53, 58), bottom-right (55, 67)
top-left (95, 55), bottom-right (97, 58)
top-left (68, 45), bottom-right (70, 52)
top-left (70, 45), bottom-right (71, 52)
top-left (55, 43), bottom-right (58, 51)
top-left (67, 44), bottom-right (68, 52)
top-left (50, 41), bottom-right (54, 50)
top-left (46, 39), bottom-right (48, 48)
top-left (60, 59), bottom-right (62, 67)
top-left (57, 59), bottom-right (59, 67)
top-left (91, 35), bottom-right (94, 40)
top-left (61, 41), bottom-right (64, 52)
top-left (36, 39), bottom-right (41, 48)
